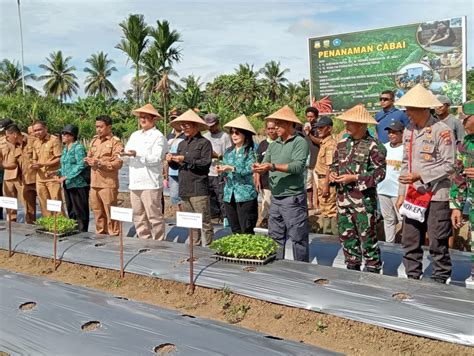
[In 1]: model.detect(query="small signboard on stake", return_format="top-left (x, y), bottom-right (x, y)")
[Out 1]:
top-left (176, 212), bottom-right (203, 294)
top-left (0, 197), bottom-right (17, 257)
top-left (47, 199), bottom-right (62, 213)
top-left (111, 206), bottom-right (133, 279)
top-left (177, 212), bottom-right (203, 229)
top-left (0, 197), bottom-right (18, 210)
top-left (111, 207), bottom-right (133, 222)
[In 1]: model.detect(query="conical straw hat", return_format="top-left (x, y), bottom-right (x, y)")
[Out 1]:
top-left (169, 109), bottom-right (209, 131)
top-left (394, 84), bottom-right (443, 108)
top-left (265, 105), bottom-right (302, 125)
top-left (132, 103), bottom-right (162, 118)
top-left (337, 104), bottom-right (377, 124)
top-left (223, 115), bottom-right (256, 135)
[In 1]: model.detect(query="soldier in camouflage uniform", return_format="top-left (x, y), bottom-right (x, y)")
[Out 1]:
top-left (330, 104), bottom-right (387, 272)
top-left (450, 113), bottom-right (473, 277)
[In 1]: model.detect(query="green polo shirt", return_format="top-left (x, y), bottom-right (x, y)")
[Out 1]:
top-left (263, 135), bottom-right (309, 197)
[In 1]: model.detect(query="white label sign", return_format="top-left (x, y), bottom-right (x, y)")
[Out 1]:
top-left (0, 197), bottom-right (18, 210)
top-left (176, 212), bottom-right (203, 229)
top-left (111, 206), bottom-right (133, 222)
top-left (47, 199), bottom-right (62, 212)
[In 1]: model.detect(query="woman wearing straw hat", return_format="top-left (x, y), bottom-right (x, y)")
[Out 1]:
top-left (394, 84), bottom-right (455, 284)
top-left (253, 105), bottom-right (310, 262)
top-left (329, 104), bottom-right (387, 273)
top-left (165, 110), bottom-right (214, 246)
top-left (121, 103), bottom-right (167, 241)
top-left (216, 115), bottom-right (258, 234)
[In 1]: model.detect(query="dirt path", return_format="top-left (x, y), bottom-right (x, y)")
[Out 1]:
top-left (0, 251), bottom-right (471, 356)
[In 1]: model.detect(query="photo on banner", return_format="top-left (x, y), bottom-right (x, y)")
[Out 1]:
top-left (308, 16), bottom-right (466, 112)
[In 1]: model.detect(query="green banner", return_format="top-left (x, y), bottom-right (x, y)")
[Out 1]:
top-left (309, 17), bottom-right (466, 112)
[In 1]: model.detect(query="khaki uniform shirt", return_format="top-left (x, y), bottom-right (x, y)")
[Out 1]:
top-left (398, 116), bottom-right (455, 201)
top-left (20, 134), bottom-right (36, 185)
top-left (2, 141), bottom-right (22, 181)
top-left (32, 133), bottom-right (62, 182)
top-left (88, 134), bottom-right (123, 189)
top-left (315, 135), bottom-right (337, 176)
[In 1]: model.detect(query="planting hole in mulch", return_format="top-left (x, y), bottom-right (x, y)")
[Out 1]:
top-left (94, 242), bottom-right (106, 247)
top-left (243, 266), bottom-right (257, 272)
top-left (314, 278), bottom-right (330, 285)
top-left (177, 257), bottom-right (198, 264)
top-left (19, 301), bottom-right (37, 311)
top-left (392, 292), bottom-right (412, 301)
top-left (264, 335), bottom-right (283, 341)
top-left (114, 296), bottom-right (129, 300)
top-left (138, 248), bottom-right (151, 253)
top-left (181, 314), bottom-right (196, 318)
top-left (81, 321), bottom-right (101, 332)
top-left (153, 343), bottom-right (176, 354)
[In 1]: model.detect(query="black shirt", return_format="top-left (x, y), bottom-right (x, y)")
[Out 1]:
top-left (256, 139), bottom-right (270, 189)
top-left (305, 121), bottom-right (319, 169)
top-left (169, 132), bottom-right (212, 197)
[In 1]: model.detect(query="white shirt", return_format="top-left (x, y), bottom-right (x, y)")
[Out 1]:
top-left (377, 142), bottom-right (403, 197)
top-left (124, 127), bottom-right (167, 190)
top-left (203, 131), bottom-right (232, 176)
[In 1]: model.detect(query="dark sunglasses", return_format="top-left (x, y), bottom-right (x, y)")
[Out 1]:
top-left (230, 129), bottom-right (241, 135)
top-left (379, 97), bottom-right (392, 102)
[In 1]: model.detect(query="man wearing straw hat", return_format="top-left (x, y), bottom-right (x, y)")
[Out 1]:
top-left (329, 104), bottom-right (387, 273)
top-left (165, 110), bottom-right (214, 246)
top-left (121, 103), bottom-right (167, 240)
top-left (395, 84), bottom-right (455, 283)
top-left (253, 105), bottom-right (310, 262)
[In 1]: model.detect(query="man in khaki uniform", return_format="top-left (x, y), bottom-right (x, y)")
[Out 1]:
top-left (31, 121), bottom-right (62, 217)
top-left (0, 118), bottom-right (14, 220)
top-left (22, 127), bottom-right (37, 223)
top-left (395, 84), bottom-right (455, 284)
top-left (85, 115), bottom-right (123, 236)
top-left (2, 124), bottom-right (24, 221)
top-left (314, 117), bottom-right (337, 235)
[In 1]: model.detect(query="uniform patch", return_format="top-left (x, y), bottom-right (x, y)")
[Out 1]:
top-left (423, 153), bottom-right (432, 161)
top-left (425, 126), bottom-right (432, 133)
top-left (443, 138), bottom-right (452, 145)
top-left (440, 130), bottom-right (451, 139)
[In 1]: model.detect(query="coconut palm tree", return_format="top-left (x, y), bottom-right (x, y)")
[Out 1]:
top-left (234, 63), bottom-right (258, 80)
top-left (84, 52), bottom-right (118, 98)
top-left (147, 20), bottom-right (182, 133)
top-left (39, 51), bottom-right (79, 101)
top-left (177, 75), bottom-right (203, 110)
top-left (0, 59), bottom-right (37, 94)
top-left (115, 14), bottom-right (149, 104)
top-left (259, 60), bottom-right (289, 102)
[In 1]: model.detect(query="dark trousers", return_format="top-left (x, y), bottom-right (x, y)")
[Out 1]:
top-left (209, 176), bottom-right (225, 219)
top-left (402, 201), bottom-right (452, 281)
top-left (64, 186), bottom-right (90, 232)
top-left (224, 196), bottom-right (258, 234)
top-left (268, 193), bottom-right (309, 262)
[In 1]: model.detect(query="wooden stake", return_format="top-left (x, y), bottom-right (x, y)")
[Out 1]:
top-left (53, 212), bottom-right (58, 270)
top-left (120, 222), bottom-right (124, 279)
top-left (8, 209), bottom-right (12, 257)
top-left (189, 228), bottom-right (195, 294)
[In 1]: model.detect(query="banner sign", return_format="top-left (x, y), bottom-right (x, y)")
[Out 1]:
top-left (309, 17), bottom-right (466, 112)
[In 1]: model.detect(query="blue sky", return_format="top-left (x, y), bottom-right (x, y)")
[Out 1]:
top-left (0, 0), bottom-right (472, 97)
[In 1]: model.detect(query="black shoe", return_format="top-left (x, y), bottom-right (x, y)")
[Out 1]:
top-left (430, 276), bottom-right (447, 284)
top-left (365, 267), bottom-right (380, 274)
top-left (347, 264), bottom-right (361, 271)
top-left (407, 275), bottom-right (421, 280)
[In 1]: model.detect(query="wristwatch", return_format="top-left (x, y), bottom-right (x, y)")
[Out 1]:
top-left (270, 163), bottom-right (276, 172)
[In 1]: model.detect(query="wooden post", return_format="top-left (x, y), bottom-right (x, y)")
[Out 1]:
top-left (120, 222), bottom-right (124, 279)
top-left (189, 228), bottom-right (195, 294)
top-left (8, 210), bottom-right (12, 257)
top-left (53, 212), bottom-right (58, 270)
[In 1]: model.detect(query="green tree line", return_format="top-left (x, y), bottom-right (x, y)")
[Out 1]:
top-left (0, 14), bottom-right (472, 139)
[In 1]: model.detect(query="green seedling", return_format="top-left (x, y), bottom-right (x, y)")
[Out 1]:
top-left (210, 234), bottom-right (278, 259)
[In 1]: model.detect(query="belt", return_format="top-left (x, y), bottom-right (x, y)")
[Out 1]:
top-left (317, 174), bottom-right (326, 179)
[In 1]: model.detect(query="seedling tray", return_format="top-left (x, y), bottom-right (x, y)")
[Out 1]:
top-left (35, 228), bottom-right (80, 238)
top-left (212, 254), bottom-right (276, 265)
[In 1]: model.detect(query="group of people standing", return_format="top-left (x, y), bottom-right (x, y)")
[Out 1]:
top-left (0, 82), bottom-right (472, 284)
